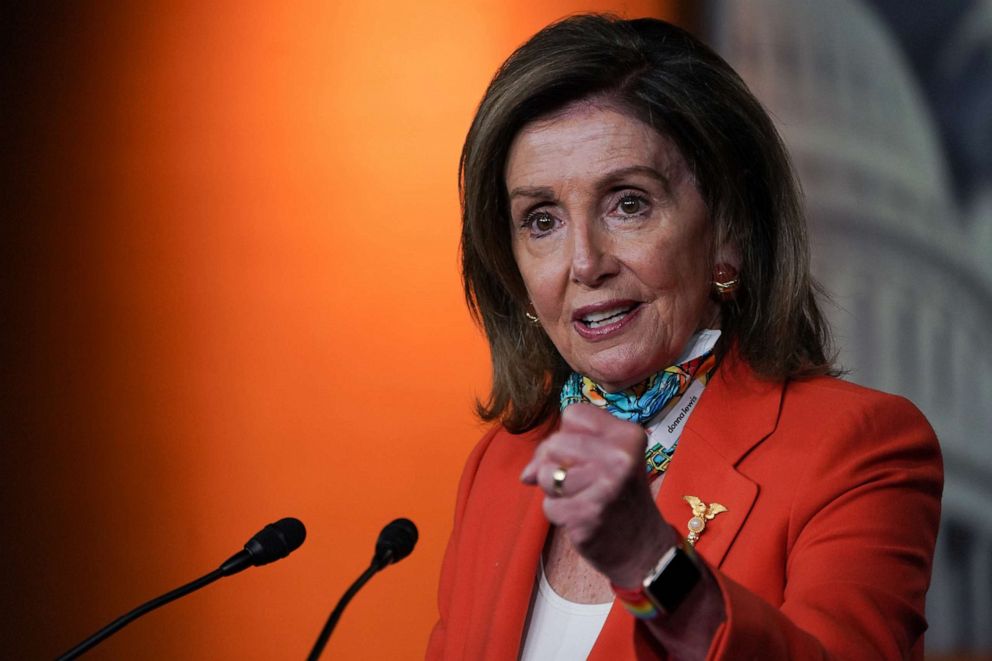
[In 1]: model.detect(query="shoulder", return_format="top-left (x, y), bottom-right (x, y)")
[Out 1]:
top-left (705, 360), bottom-right (942, 497)
top-left (462, 422), bottom-right (550, 479)
top-left (783, 372), bottom-right (909, 406)
top-left (452, 421), bottom-right (553, 512)
top-left (769, 375), bottom-right (943, 518)
top-left (780, 375), bottom-right (938, 448)
top-left (713, 348), bottom-right (935, 436)
top-left (693, 356), bottom-right (934, 470)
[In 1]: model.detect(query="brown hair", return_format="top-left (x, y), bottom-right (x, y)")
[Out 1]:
top-left (460, 15), bottom-right (833, 433)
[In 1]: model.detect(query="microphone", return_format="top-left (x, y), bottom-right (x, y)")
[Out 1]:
top-left (372, 517), bottom-right (418, 569)
top-left (307, 518), bottom-right (418, 661)
top-left (221, 516), bottom-right (307, 575)
top-left (57, 517), bottom-right (306, 660)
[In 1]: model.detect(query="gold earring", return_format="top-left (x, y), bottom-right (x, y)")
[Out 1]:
top-left (712, 263), bottom-right (740, 301)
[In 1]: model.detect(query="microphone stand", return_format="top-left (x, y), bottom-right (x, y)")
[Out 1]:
top-left (306, 553), bottom-right (391, 661)
top-left (57, 568), bottom-right (224, 660)
top-left (56, 517), bottom-right (305, 660)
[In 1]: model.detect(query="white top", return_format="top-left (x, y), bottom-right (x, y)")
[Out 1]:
top-left (519, 561), bottom-right (613, 661)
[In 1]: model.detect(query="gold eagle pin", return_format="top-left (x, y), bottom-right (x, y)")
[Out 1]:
top-left (683, 495), bottom-right (728, 546)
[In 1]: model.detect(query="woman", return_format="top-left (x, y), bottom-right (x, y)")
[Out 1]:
top-left (429, 15), bottom-right (941, 660)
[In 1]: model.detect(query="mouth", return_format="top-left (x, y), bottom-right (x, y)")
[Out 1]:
top-left (572, 300), bottom-right (643, 338)
top-left (577, 304), bottom-right (639, 328)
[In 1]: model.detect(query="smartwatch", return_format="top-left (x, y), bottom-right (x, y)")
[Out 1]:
top-left (613, 540), bottom-right (702, 619)
top-left (642, 541), bottom-right (702, 614)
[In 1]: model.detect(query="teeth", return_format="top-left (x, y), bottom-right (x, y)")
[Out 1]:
top-left (581, 305), bottom-right (635, 328)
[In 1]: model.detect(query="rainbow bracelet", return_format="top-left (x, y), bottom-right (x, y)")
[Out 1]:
top-left (611, 584), bottom-right (659, 620)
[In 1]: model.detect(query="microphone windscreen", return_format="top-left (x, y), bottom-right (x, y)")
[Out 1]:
top-left (244, 517), bottom-right (307, 566)
top-left (375, 518), bottom-right (418, 566)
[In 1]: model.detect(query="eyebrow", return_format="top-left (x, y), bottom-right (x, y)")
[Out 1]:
top-left (507, 164), bottom-right (671, 201)
top-left (506, 185), bottom-right (555, 200)
top-left (601, 165), bottom-right (670, 188)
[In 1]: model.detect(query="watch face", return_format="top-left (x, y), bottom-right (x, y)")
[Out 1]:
top-left (643, 544), bottom-right (702, 614)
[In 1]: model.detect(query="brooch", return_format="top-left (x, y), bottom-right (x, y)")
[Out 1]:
top-left (682, 495), bottom-right (727, 546)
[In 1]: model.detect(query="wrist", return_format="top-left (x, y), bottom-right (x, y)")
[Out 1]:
top-left (611, 538), bottom-right (703, 619)
top-left (605, 521), bottom-right (682, 589)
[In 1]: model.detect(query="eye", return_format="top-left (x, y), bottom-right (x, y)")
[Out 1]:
top-left (522, 210), bottom-right (559, 236)
top-left (618, 194), bottom-right (646, 215)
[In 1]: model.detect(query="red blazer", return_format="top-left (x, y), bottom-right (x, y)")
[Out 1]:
top-left (427, 354), bottom-right (942, 659)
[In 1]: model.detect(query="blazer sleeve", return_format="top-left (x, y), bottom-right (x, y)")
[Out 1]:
top-left (704, 393), bottom-right (943, 660)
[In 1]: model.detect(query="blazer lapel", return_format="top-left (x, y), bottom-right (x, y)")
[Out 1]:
top-left (661, 352), bottom-right (783, 567)
top-left (658, 432), bottom-right (758, 567)
top-left (590, 353), bottom-right (783, 657)
top-left (467, 425), bottom-right (556, 660)
top-left (485, 482), bottom-right (548, 659)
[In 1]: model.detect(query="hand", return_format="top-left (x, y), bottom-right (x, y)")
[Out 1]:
top-left (520, 403), bottom-right (678, 586)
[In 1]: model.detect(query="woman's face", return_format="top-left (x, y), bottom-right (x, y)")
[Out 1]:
top-left (506, 102), bottom-right (720, 392)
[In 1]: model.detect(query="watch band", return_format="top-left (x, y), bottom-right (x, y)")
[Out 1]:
top-left (612, 540), bottom-right (702, 619)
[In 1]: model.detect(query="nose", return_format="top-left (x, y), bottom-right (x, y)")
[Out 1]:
top-left (569, 218), bottom-right (619, 287)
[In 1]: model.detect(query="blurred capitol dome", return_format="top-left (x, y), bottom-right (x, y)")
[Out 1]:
top-left (706, 0), bottom-right (992, 651)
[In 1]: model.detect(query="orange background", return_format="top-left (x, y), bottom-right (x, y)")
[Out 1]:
top-left (2, 1), bottom-right (678, 658)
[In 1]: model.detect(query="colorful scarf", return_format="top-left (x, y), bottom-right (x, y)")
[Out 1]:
top-left (559, 334), bottom-right (719, 481)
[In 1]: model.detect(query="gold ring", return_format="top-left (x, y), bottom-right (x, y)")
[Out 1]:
top-left (551, 466), bottom-right (568, 496)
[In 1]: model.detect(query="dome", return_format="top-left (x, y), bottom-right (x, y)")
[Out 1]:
top-left (708, 0), bottom-right (955, 242)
